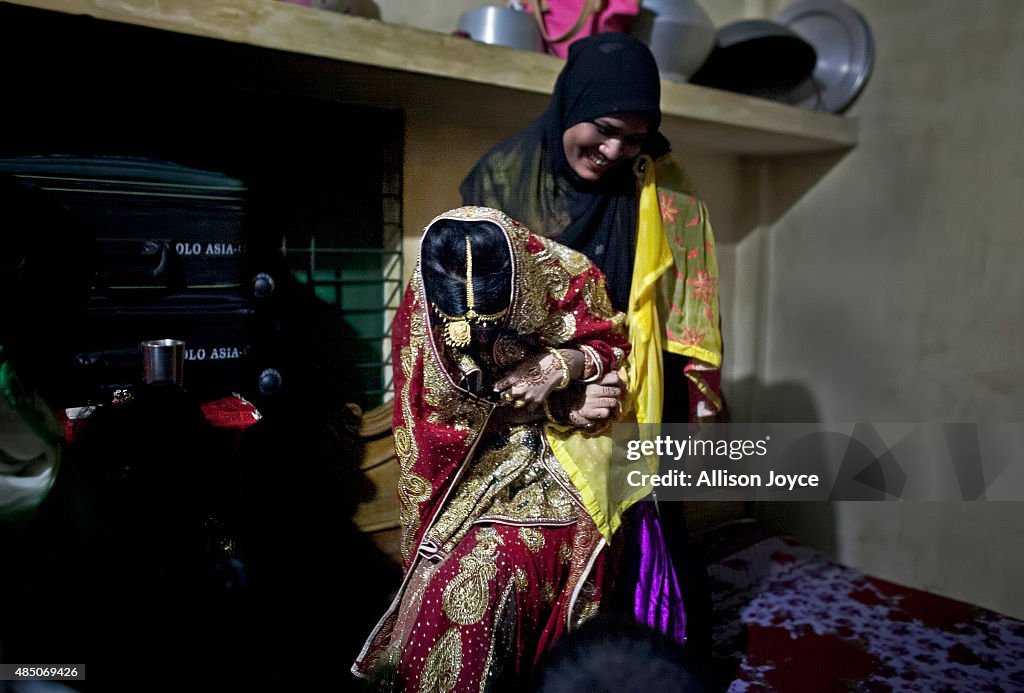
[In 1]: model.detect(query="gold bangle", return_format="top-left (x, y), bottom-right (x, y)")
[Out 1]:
top-left (581, 347), bottom-right (597, 380)
top-left (547, 347), bottom-right (571, 391)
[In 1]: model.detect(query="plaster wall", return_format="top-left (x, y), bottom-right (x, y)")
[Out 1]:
top-left (741, 0), bottom-right (1024, 617)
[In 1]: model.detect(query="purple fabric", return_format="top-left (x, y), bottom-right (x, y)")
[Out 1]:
top-left (630, 501), bottom-right (688, 645)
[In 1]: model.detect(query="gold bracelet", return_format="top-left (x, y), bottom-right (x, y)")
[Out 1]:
top-left (547, 347), bottom-right (571, 391)
top-left (581, 346), bottom-right (598, 380)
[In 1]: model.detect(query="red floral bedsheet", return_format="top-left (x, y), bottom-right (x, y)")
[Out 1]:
top-left (704, 523), bottom-right (1024, 692)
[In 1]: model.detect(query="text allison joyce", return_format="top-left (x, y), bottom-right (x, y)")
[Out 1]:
top-left (627, 469), bottom-right (820, 491)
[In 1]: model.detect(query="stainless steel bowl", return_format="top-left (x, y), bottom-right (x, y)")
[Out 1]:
top-left (632, 0), bottom-right (717, 81)
top-left (456, 6), bottom-right (544, 53)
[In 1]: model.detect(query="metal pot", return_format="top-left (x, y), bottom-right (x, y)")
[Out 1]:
top-left (631, 0), bottom-right (716, 81)
top-left (456, 6), bottom-right (544, 53)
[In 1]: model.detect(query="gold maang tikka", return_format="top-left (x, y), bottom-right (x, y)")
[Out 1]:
top-left (433, 235), bottom-right (508, 349)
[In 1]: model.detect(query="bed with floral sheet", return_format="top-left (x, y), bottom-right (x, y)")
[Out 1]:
top-left (701, 521), bottom-right (1024, 692)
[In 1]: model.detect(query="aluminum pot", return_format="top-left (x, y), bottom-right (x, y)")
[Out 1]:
top-left (631, 0), bottom-right (716, 81)
top-left (456, 6), bottom-right (544, 53)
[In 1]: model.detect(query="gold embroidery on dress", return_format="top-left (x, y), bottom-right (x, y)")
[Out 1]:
top-left (540, 580), bottom-right (556, 604)
top-left (399, 473), bottom-right (432, 562)
top-left (536, 235), bottom-right (593, 306)
top-left (475, 435), bottom-right (580, 528)
top-left (558, 542), bottom-right (572, 564)
top-left (418, 626), bottom-right (462, 693)
top-left (423, 350), bottom-right (488, 433)
top-left (397, 316), bottom-right (431, 560)
top-left (506, 221), bottom-right (565, 335)
top-left (547, 240), bottom-right (592, 277)
top-left (428, 427), bottom-right (576, 554)
top-left (442, 528), bottom-right (503, 626)
top-left (510, 248), bottom-right (549, 336)
top-left (542, 311), bottom-right (576, 345)
top-left (543, 263), bottom-right (570, 303)
top-left (518, 527), bottom-right (546, 553)
top-left (540, 443), bottom-right (584, 506)
top-left (574, 596), bottom-right (601, 628)
top-left (527, 234), bottom-right (588, 305)
top-left (429, 430), bottom-right (536, 552)
top-left (583, 275), bottom-right (617, 320)
top-left (513, 567), bottom-right (530, 594)
top-left (564, 507), bottom-right (604, 627)
top-left (476, 525), bottom-right (500, 543)
top-left (394, 426), bottom-right (412, 459)
top-left (482, 467), bottom-right (577, 525)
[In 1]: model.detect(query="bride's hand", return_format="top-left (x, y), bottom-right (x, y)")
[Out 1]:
top-left (567, 371), bottom-right (624, 428)
top-left (493, 350), bottom-right (568, 412)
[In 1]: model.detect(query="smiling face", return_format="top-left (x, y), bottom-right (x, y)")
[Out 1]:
top-left (561, 113), bottom-right (651, 181)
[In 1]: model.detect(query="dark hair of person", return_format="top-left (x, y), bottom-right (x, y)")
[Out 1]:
top-left (420, 219), bottom-right (512, 319)
top-left (531, 614), bottom-right (706, 693)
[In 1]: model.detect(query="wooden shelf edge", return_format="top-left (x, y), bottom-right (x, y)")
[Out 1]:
top-left (3, 0), bottom-right (857, 154)
top-left (4, 0), bottom-right (563, 93)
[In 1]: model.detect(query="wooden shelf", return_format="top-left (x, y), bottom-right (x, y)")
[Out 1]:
top-left (2, 0), bottom-right (857, 156)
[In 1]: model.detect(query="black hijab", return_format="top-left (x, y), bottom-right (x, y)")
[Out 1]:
top-left (461, 32), bottom-right (667, 311)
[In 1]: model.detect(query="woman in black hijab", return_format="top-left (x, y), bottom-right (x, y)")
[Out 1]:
top-left (461, 31), bottom-right (664, 313)
top-left (461, 31), bottom-right (723, 424)
top-left (461, 31), bottom-right (723, 660)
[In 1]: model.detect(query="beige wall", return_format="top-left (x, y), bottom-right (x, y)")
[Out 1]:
top-left (402, 119), bottom-right (505, 278)
top-left (734, 0), bottom-right (1024, 617)
top-left (373, 0), bottom-right (479, 35)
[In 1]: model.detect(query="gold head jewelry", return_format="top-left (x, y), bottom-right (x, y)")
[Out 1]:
top-left (433, 235), bottom-right (508, 349)
top-left (465, 235), bottom-right (474, 319)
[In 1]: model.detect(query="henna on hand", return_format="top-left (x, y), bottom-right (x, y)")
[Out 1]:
top-left (493, 351), bottom-right (562, 411)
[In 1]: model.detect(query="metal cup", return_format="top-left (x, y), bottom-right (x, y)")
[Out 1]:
top-left (140, 338), bottom-right (185, 386)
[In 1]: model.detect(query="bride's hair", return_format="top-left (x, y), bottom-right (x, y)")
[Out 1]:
top-left (421, 218), bottom-right (512, 320)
